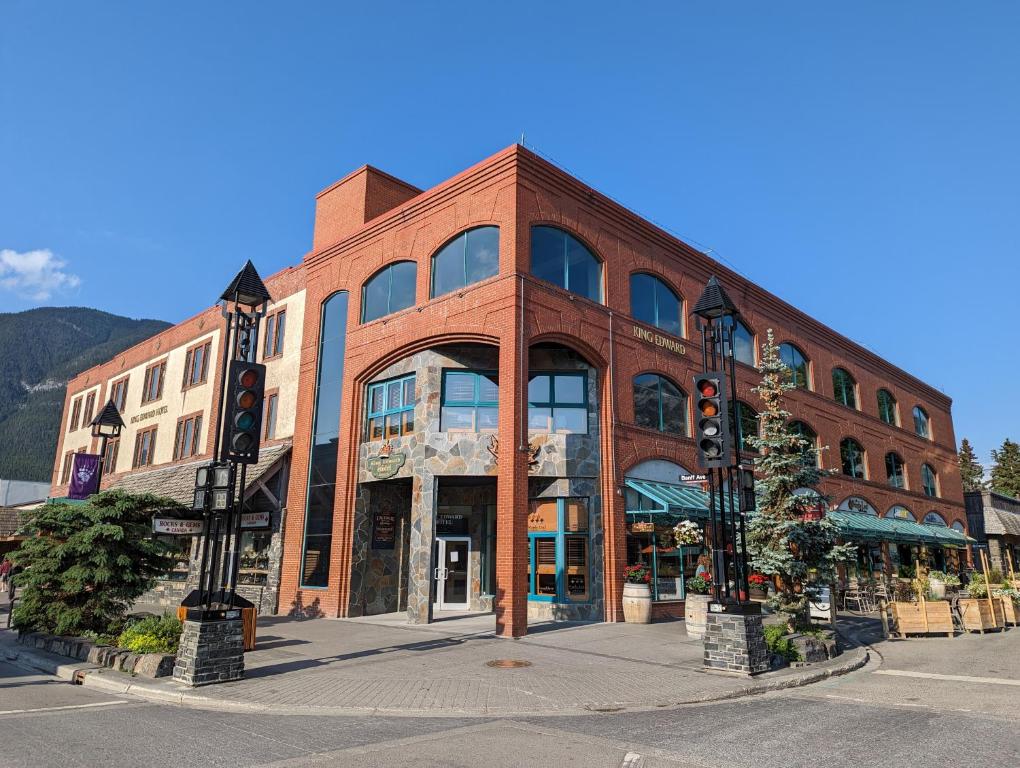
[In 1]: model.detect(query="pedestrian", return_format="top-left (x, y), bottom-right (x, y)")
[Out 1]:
top-left (695, 553), bottom-right (712, 581)
top-left (0, 557), bottom-right (10, 594)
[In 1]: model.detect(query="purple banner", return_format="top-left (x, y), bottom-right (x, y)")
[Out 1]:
top-left (68, 453), bottom-right (101, 500)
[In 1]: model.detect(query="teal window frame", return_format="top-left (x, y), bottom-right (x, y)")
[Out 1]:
top-left (633, 373), bottom-right (688, 435)
top-left (921, 463), bottom-right (938, 497)
top-left (529, 226), bottom-right (603, 303)
top-left (440, 369), bottom-right (499, 432)
top-left (361, 261), bottom-right (417, 323)
top-left (718, 316), bottom-right (756, 366)
top-left (877, 389), bottom-right (898, 425)
top-left (629, 272), bottom-right (683, 337)
top-left (885, 452), bottom-right (906, 488)
top-left (841, 438), bottom-right (866, 479)
top-left (913, 406), bottom-right (930, 439)
top-left (832, 368), bottom-right (857, 409)
top-left (527, 497), bottom-right (591, 604)
top-left (527, 371), bottom-right (588, 434)
top-left (430, 226), bottom-right (500, 298)
top-left (778, 342), bottom-right (810, 389)
top-left (789, 420), bottom-right (819, 468)
top-left (729, 400), bottom-right (759, 453)
top-left (366, 374), bottom-right (416, 441)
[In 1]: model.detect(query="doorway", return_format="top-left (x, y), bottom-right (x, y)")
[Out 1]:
top-left (433, 536), bottom-right (471, 611)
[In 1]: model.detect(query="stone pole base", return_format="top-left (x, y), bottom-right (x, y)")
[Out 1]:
top-left (703, 605), bottom-right (769, 676)
top-left (173, 616), bottom-right (244, 686)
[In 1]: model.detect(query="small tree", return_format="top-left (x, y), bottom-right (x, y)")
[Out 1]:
top-left (745, 330), bottom-right (854, 628)
top-left (958, 439), bottom-right (986, 493)
top-left (990, 439), bottom-right (1020, 499)
top-left (11, 490), bottom-right (179, 637)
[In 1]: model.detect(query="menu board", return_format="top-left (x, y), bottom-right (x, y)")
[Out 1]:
top-left (372, 510), bottom-right (396, 550)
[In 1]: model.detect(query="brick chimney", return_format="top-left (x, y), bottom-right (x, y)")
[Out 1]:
top-left (312, 166), bottom-right (421, 252)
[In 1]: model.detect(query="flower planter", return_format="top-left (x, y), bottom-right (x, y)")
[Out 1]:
top-left (890, 600), bottom-right (953, 637)
top-left (684, 593), bottom-right (711, 639)
top-left (958, 598), bottom-right (1006, 633)
top-left (996, 596), bottom-right (1018, 626)
top-left (749, 587), bottom-right (769, 601)
top-left (622, 582), bottom-right (652, 624)
top-left (928, 578), bottom-right (946, 600)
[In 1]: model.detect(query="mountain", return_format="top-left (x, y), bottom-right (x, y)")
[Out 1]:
top-left (0, 307), bottom-right (171, 482)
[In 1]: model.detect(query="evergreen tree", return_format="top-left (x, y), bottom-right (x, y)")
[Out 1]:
top-left (990, 439), bottom-right (1020, 499)
top-left (10, 490), bottom-right (179, 636)
top-left (957, 439), bottom-right (986, 493)
top-left (745, 330), bottom-right (855, 628)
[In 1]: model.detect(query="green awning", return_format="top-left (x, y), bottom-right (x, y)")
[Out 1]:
top-left (624, 479), bottom-right (736, 519)
top-left (828, 510), bottom-right (972, 549)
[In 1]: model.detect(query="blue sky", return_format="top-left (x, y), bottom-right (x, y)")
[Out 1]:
top-left (2, 2), bottom-right (1017, 466)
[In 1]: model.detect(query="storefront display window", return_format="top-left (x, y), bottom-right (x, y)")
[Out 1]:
top-left (625, 515), bottom-right (705, 601)
top-left (527, 498), bottom-right (589, 602)
top-left (157, 535), bottom-right (191, 581)
top-left (238, 530), bottom-right (272, 585)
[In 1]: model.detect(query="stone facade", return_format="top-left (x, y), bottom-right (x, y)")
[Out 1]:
top-left (173, 617), bottom-right (244, 686)
top-left (703, 610), bottom-right (770, 676)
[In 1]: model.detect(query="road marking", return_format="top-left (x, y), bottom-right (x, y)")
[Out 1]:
top-left (874, 669), bottom-right (1020, 687)
top-left (0, 700), bottom-right (128, 716)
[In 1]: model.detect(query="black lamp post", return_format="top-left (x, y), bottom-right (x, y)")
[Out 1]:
top-left (89, 399), bottom-right (125, 490)
top-left (692, 276), bottom-right (752, 606)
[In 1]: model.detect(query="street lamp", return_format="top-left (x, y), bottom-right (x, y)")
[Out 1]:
top-left (89, 399), bottom-right (125, 490)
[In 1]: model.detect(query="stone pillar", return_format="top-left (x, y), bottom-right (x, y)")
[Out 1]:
top-left (406, 472), bottom-right (436, 624)
top-left (173, 617), bottom-right (244, 686)
top-left (703, 609), bottom-right (769, 676)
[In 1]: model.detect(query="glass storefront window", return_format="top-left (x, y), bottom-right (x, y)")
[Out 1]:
top-left (157, 535), bottom-right (191, 581)
top-left (238, 530), bottom-right (272, 585)
top-left (625, 516), bottom-right (707, 601)
top-left (527, 498), bottom-right (590, 603)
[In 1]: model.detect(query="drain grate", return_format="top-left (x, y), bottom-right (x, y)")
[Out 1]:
top-left (486, 659), bottom-right (532, 668)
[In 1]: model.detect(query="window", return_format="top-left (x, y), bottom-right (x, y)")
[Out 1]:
top-left (840, 438), bottom-right (866, 479)
top-left (182, 342), bottom-right (211, 389)
top-left (441, 370), bottom-right (498, 432)
top-left (630, 273), bottom-right (682, 337)
top-left (366, 375), bottom-right (416, 440)
top-left (69, 396), bottom-right (83, 432)
top-left (263, 308), bottom-right (287, 359)
top-left (886, 505), bottom-right (913, 520)
top-left (779, 343), bottom-right (810, 389)
top-left (264, 392), bottom-right (279, 439)
top-left (82, 392), bottom-right (96, 428)
top-left (718, 316), bottom-right (755, 366)
top-left (141, 360), bottom-right (167, 404)
top-left (60, 451), bottom-right (74, 484)
top-left (885, 452), bottom-right (906, 489)
top-left (361, 261), bottom-right (417, 322)
top-left (924, 511), bottom-right (947, 526)
top-left (789, 421), bottom-right (819, 468)
top-left (913, 406), bottom-right (930, 439)
top-left (921, 463), bottom-right (939, 497)
top-left (102, 437), bottom-right (120, 474)
top-left (173, 414), bottom-right (203, 460)
top-left (951, 520), bottom-right (965, 533)
top-left (133, 426), bottom-right (158, 468)
top-left (528, 372), bottom-right (588, 434)
top-left (832, 368), bottom-right (857, 409)
top-left (431, 226), bottom-right (500, 298)
top-left (530, 226), bottom-right (602, 303)
top-left (527, 498), bottom-right (589, 603)
top-left (633, 374), bottom-right (687, 435)
top-left (877, 389), bottom-right (898, 426)
top-left (730, 400), bottom-right (759, 453)
top-left (302, 291), bottom-right (349, 588)
top-left (110, 377), bottom-right (129, 413)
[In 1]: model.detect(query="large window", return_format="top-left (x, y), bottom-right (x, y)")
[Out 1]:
top-left (361, 261), bottom-right (417, 322)
top-left (527, 498), bottom-right (590, 603)
top-left (182, 341), bottom-right (211, 389)
top-left (887, 505), bottom-right (914, 520)
top-left (630, 273), bottom-right (682, 337)
top-left (68, 396), bottom-right (83, 432)
top-left (110, 377), bottom-right (129, 413)
top-left (789, 420), bottom-right (819, 468)
top-left (840, 438), bottom-right (866, 479)
top-left (530, 226), bottom-right (602, 303)
top-left (718, 316), bottom-right (756, 366)
top-left (885, 452), bottom-right (906, 489)
top-left (102, 437), bottom-right (120, 474)
top-left (877, 389), bottom-right (898, 426)
top-left (779, 343), bottom-right (810, 389)
top-left (133, 426), bottom-right (158, 468)
top-left (441, 370), bottom-right (498, 432)
top-left (528, 372), bottom-right (588, 434)
top-left (141, 360), bottom-right (167, 405)
top-left (366, 374), bottom-right (416, 441)
top-left (264, 392), bottom-right (279, 439)
top-left (730, 400), bottom-right (759, 453)
top-left (832, 368), bottom-right (857, 409)
top-left (82, 392), bottom-right (96, 428)
top-left (921, 463), bottom-right (939, 497)
top-left (263, 308), bottom-right (287, 359)
top-left (173, 413), bottom-right (203, 460)
top-left (431, 227), bottom-right (500, 298)
top-left (301, 291), bottom-right (348, 588)
top-left (924, 511), bottom-right (947, 526)
top-left (633, 373), bottom-right (687, 435)
top-left (913, 406), bottom-right (930, 439)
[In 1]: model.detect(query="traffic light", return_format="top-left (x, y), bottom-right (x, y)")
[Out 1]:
top-left (693, 371), bottom-right (732, 468)
top-left (222, 360), bottom-right (265, 465)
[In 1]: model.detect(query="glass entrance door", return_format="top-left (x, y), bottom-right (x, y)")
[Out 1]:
top-left (433, 536), bottom-right (471, 611)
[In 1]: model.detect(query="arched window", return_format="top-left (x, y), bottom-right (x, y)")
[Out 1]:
top-left (924, 511), bottom-right (947, 526)
top-left (886, 505), bottom-right (914, 520)
top-left (630, 273), bottom-right (682, 337)
top-left (921, 463), bottom-right (939, 497)
top-left (832, 368), bottom-right (857, 409)
top-left (633, 373), bottom-right (688, 435)
top-left (885, 452), bottom-right (906, 489)
top-left (840, 438), bottom-right (866, 479)
top-left (789, 420), bottom-right (819, 468)
top-left (718, 316), bottom-right (756, 366)
top-left (951, 520), bottom-right (965, 533)
top-left (913, 406), bottom-right (930, 439)
top-left (730, 400), bottom-right (759, 453)
top-left (779, 343), bottom-right (810, 389)
top-left (430, 226), bottom-right (499, 298)
top-left (530, 226), bottom-right (602, 302)
top-left (877, 389), bottom-right (898, 426)
top-left (361, 261), bottom-right (417, 322)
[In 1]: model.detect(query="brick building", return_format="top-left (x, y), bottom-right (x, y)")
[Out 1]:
top-left (52, 145), bottom-right (968, 634)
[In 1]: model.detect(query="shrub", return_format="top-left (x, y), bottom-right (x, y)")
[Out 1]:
top-left (968, 582), bottom-right (988, 598)
top-left (764, 624), bottom-right (801, 662)
top-left (117, 614), bottom-right (183, 655)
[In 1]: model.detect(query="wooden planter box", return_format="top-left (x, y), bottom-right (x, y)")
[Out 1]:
top-left (999, 597), bottom-right (1019, 626)
top-left (958, 598), bottom-right (1006, 632)
top-left (890, 601), bottom-right (954, 637)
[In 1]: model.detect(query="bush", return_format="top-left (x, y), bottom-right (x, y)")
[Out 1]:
top-left (968, 582), bottom-right (988, 598)
top-left (117, 614), bottom-right (183, 655)
top-left (764, 624), bottom-right (801, 662)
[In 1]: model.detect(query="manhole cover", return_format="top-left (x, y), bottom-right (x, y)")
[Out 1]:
top-left (486, 659), bottom-right (532, 668)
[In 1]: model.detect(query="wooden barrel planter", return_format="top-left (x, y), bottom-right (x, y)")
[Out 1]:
top-left (958, 598), bottom-right (1005, 633)
top-left (622, 583), bottom-right (652, 624)
top-left (890, 601), bottom-right (954, 638)
top-left (684, 594), bottom-right (711, 639)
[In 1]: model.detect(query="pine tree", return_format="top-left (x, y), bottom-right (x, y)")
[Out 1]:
top-left (990, 439), bottom-right (1020, 499)
top-left (745, 330), bottom-right (855, 628)
top-left (957, 439), bottom-right (986, 493)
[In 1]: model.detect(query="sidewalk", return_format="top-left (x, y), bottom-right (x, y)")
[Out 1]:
top-left (2, 607), bottom-right (869, 718)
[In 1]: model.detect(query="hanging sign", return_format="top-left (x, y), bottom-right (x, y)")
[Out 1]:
top-left (153, 517), bottom-right (205, 535)
top-left (68, 453), bottom-right (101, 500)
top-left (367, 451), bottom-right (406, 480)
top-left (240, 511), bottom-right (271, 530)
top-left (631, 521), bottom-right (654, 533)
